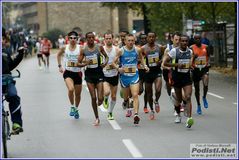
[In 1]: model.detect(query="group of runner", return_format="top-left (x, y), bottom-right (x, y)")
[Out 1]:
top-left (56, 30), bottom-right (210, 128)
top-left (35, 37), bottom-right (52, 71)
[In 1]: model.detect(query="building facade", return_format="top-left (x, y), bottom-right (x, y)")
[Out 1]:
top-left (12, 2), bottom-right (143, 36)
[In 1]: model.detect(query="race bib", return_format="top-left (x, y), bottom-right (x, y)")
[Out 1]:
top-left (178, 59), bottom-right (190, 73)
top-left (105, 64), bottom-right (115, 70)
top-left (124, 67), bottom-right (136, 73)
top-left (103, 64), bottom-right (118, 77)
top-left (67, 61), bottom-right (79, 67)
top-left (86, 55), bottom-right (98, 68)
top-left (43, 46), bottom-right (49, 53)
top-left (123, 64), bottom-right (137, 76)
top-left (148, 52), bottom-right (159, 67)
top-left (195, 56), bottom-right (206, 69)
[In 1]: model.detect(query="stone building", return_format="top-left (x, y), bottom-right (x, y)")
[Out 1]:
top-left (12, 2), bottom-right (143, 36)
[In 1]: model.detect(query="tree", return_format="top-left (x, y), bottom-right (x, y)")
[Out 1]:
top-left (146, 3), bottom-right (184, 42)
top-left (102, 2), bottom-right (236, 67)
top-left (2, 2), bottom-right (13, 29)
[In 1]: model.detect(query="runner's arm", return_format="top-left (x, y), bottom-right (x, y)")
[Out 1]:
top-left (111, 47), bottom-right (120, 69)
top-left (137, 47), bottom-right (149, 72)
top-left (113, 48), bottom-right (124, 73)
top-left (56, 46), bottom-right (65, 67)
top-left (78, 47), bottom-right (88, 67)
top-left (162, 48), bottom-right (171, 70)
top-left (99, 45), bottom-right (109, 68)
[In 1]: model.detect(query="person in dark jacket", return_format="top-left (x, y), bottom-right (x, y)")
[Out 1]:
top-left (2, 27), bottom-right (25, 134)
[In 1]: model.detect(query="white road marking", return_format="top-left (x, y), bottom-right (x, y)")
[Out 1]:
top-left (192, 87), bottom-right (224, 99)
top-left (108, 120), bottom-right (122, 130)
top-left (85, 86), bottom-right (89, 92)
top-left (82, 80), bottom-right (86, 86)
top-left (208, 92), bottom-right (224, 99)
top-left (122, 139), bottom-right (143, 158)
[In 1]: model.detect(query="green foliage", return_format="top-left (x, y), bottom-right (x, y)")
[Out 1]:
top-left (102, 2), bottom-right (236, 43)
top-left (145, 3), bottom-right (184, 42)
top-left (42, 28), bottom-right (65, 48)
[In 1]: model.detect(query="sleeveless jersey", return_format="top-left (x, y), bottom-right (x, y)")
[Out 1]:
top-left (191, 44), bottom-right (208, 69)
top-left (144, 43), bottom-right (163, 71)
top-left (64, 44), bottom-right (81, 72)
top-left (83, 44), bottom-right (101, 69)
top-left (41, 40), bottom-right (51, 53)
top-left (103, 46), bottom-right (118, 77)
top-left (120, 46), bottom-right (138, 77)
top-left (174, 48), bottom-right (192, 73)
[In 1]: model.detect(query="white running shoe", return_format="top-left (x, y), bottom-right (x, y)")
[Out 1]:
top-left (175, 115), bottom-right (181, 123)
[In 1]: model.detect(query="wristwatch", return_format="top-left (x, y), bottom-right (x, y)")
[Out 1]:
top-left (58, 64), bottom-right (62, 68)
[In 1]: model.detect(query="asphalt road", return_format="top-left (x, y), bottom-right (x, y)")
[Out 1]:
top-left (5, 51), bottom-right (237, 158)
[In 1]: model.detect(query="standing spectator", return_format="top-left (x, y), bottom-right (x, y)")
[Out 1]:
top-left (201, 32), bottom-right (210, 45)
top-left (27, 36), bottom-right (33, 56)
top-left (10, 29), bottom-right (18, 54)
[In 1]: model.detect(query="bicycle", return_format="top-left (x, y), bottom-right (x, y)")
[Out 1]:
top-left (2, 69), bottom-right (21, 158)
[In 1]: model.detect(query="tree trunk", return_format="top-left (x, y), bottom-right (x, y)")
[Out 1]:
top-left (211, 2), bottom-right (219, 66)
top-left (142, 4), bottom-right (150, 34)
top-left (233, 2), bottom-right (237, 69)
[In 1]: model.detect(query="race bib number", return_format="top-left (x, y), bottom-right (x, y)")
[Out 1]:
top-left (86, 55), bottom-right (98, 68)
top-left (123, 64), bottom-right (137, 76)
top-left (124, 67), bottom-right (136, 73)
top-left (103, 64), bottom-right (118, 77)
top-left (67, 61), bottom-right (78, 67)
top-left (105, 64), bottom-right (114, 70)
top-left (43, 46), bottom-right (49, 53)
top-left (195, 56), bottom-right (206, 68)
top-left (148, 52), bottom-right (159, 67)
top-left (178, 59), bottom-right (190, 73)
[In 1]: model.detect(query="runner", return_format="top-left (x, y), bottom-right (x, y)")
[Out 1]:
top-left (191, 33), bottom-right (210, 114)
top-left (162, 32), bottom-right (186, 115)
top-left (162, 35), bottom-right (194, 128)
top-left (35, 37), bottom-right (45, 70)
top-left (137, 33), bottom-right (149, 114)
top-left (41, 36), bottom-right (52, 71)
top-left (118, 30), bottom-right (134, 116)
top-left (57, 31), bottom-right (82, 119)
top-left (102, 33), bottom-right (120, 120)
top-left (142, 32), bottom-right (165, 120)
top-left (119, 30), bottom-right (129, 48)
top-left (113, 34), bottom-right (149, 125)
top-left (162, 32), bottom-right (180, 97)
top-left (78, 32), bottom-right (109, 126)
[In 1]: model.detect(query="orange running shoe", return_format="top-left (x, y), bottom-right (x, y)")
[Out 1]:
top-left (143, 107), bottom-right (149, 114)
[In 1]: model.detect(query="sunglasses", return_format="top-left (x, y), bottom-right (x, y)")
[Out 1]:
top-left (69, 36), bottom-right (78, 40)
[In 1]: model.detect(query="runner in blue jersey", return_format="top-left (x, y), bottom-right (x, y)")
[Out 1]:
top-left (113, 34), bottom-right (149, 125)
